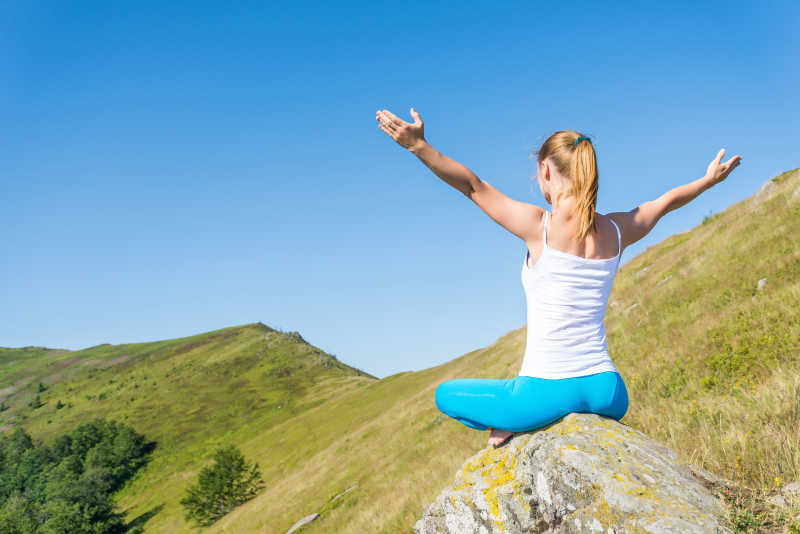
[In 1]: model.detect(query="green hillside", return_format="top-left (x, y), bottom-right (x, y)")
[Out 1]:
top-left (1, 323), bottom-right (377, 532)
top-left (2, 168), bottom-right (798, 533)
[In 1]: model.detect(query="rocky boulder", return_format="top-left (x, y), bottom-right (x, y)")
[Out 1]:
top-left (414, 413), bottom-right (735, 533)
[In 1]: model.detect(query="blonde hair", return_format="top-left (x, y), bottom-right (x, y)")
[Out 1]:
top-left (533, 130), bottom-right (598, 241)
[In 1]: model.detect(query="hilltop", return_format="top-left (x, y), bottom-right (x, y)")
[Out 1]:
top-left (0, 322), bottom-right (377, 532)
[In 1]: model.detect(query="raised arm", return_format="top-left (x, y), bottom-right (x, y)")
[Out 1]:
top-left (376, 107), bottom-right (541, 241)
top-left (608, 148), bottom-right (742, 250)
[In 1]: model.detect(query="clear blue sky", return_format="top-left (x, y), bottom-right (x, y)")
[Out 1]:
top-left (2, 1), bottom-right (797, 379)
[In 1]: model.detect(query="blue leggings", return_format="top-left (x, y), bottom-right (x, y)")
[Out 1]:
top-left (434, 371), bottom-right (628, 433)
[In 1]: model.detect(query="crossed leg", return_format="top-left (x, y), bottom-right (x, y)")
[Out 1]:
top-left (447, 414), bottom-right (512, 447)
top-left (435, 377), bottom-right (538, 447)
top-left (434, 372), bottom-right (627, 447)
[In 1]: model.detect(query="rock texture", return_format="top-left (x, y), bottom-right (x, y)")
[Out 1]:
top-left (415, 413), bottom-right (735, 534)
top-left (285, 513), bottom-right (319, 534)
top-left (284, 484), bottom-right (359, 533)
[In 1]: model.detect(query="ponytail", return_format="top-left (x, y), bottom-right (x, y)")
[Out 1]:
top-left (569, 138), bottom-right (598, 241)
top-left (533, 131), bottom-right (599, 242)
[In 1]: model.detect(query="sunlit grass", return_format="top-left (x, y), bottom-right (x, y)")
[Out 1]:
top-left (1, 168), bottom-right (798, 533)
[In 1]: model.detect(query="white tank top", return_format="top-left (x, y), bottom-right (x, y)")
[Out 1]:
top-left (518, 211), bottom-right (622, 379)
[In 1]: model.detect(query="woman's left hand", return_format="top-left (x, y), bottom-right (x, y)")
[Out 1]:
top-left (376, 107), bottom-right (426, 151)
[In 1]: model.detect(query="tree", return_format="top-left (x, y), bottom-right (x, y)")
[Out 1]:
top-left (180, 445), bottom-right (264, 527)
top-left (0, 419), bottom-right (149, 534)
top-left (0, 493), bottom-right (40, 534)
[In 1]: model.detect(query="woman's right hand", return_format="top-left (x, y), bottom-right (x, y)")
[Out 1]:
top-left (704, 148), bottom-right (742, 185)
top-left (376, 107), bottom-right (426, 152)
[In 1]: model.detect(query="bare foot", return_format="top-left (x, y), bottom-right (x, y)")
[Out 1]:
top-left (488, 427), bottom-right (514, 447)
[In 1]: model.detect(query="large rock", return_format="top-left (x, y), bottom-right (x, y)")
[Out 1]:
top-left (414, 413), bottom-right (734, 533)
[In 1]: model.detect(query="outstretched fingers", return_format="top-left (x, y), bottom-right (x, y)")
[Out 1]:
top-left (376, 110), bottom-right (397, 136)
top-left (380, 109), bottom-right (407, 127)
top-left (722, 154), bottom-right (742, 174)
top-left (382, 116), bottom-right (399, 133)
top-left (726, 155), bottom-right (743, 167)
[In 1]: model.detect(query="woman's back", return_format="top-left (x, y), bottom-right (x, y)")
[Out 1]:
top-left (525, 211), bottom-right (622, 267)
top-left (519, 211), bottom-right (622, 379)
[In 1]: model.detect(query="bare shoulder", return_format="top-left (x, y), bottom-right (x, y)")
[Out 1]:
top-left (522, 205), bottom-right (547, 262)
top-left (530, 204), bottom-right (547, 223)
top-left (526, 204), bottom-right (547, 244)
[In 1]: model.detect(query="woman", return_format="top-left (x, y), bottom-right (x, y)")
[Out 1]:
top-left (375, 107), bottom-right (742, 448)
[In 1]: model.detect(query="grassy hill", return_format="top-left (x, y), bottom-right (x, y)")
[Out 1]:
top-left (1, 323), bottom-right (377, 531)
top-left (2, 168), bottom-right (798, 533)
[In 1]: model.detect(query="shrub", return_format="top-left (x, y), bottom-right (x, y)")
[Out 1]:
top-left (180, 445), bottom-right (264, 527)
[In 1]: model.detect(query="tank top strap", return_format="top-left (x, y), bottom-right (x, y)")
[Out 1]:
top-left (542, 211), bottom-right (549, 244)
top-left (609, 217), bottom-right (622, 257)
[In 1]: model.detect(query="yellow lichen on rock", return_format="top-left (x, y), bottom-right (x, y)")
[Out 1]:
top-left (415, 414), bottom-right (732, 534)
top-left (480, 448), bottom-right (517, 532)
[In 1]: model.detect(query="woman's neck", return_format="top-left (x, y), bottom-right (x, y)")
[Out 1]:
top-left (549, 190), bottom-right (578, 224)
